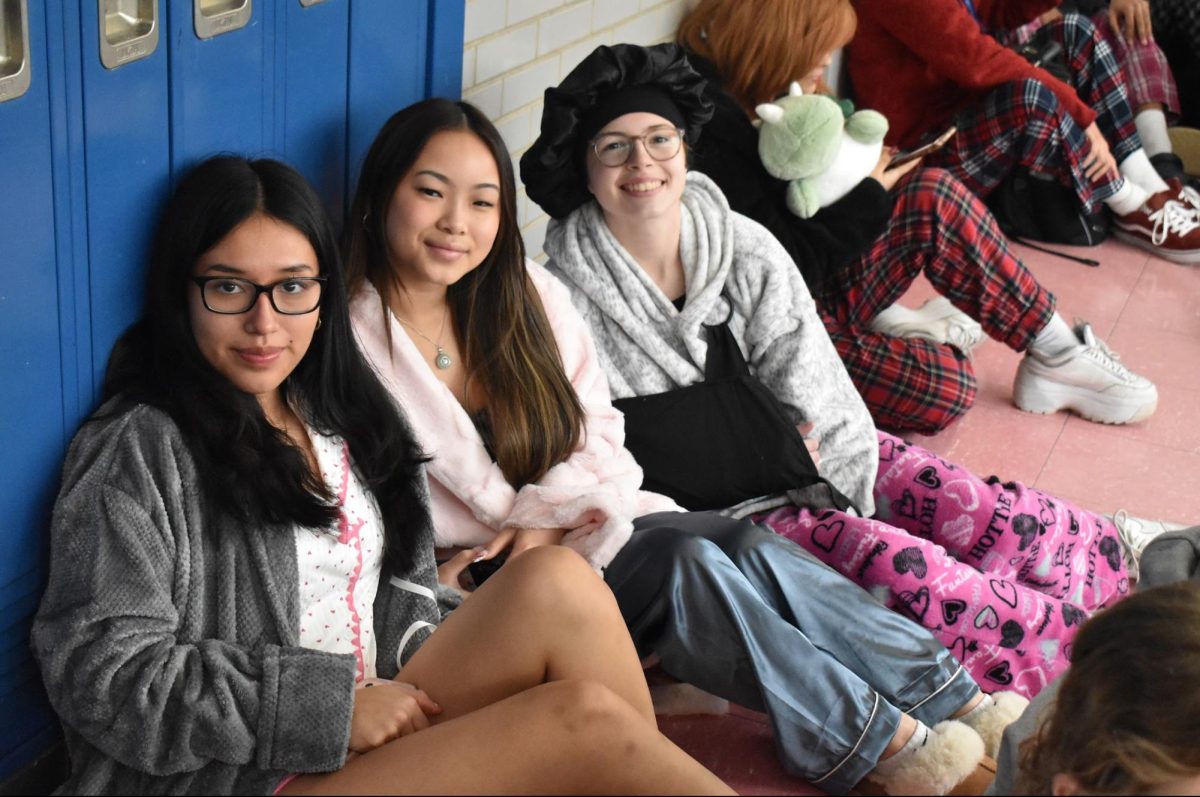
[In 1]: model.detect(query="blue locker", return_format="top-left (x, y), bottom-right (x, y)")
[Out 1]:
top-left (0, 0), bottom-right (74, 778)
top-left (280, 0), bottom-right (350, 222)
top-left (81, 0), bottom-right (172, 395)
top-left (346, 0), bottom-right (429, 198)
top-left (0, 0), bottom-right (65, 577)
top-left (345, 0), bottom-right (464, 210)
top-left (166, 0), bottom-right (354, 214)
top-left (426, 0), bottom-right (464, 99)
top-left (168, 0), bottom-right (273, 175)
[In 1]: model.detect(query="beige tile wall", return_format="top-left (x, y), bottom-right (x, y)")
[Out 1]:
top-left (462, 0), bottom-right (694, 258)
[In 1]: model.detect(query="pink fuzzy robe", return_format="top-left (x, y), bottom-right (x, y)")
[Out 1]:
top-left (350, 259), bottom-right (681, 571)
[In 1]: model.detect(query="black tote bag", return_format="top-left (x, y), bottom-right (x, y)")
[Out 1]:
top-left (613, 320), bottom-right (856, 513)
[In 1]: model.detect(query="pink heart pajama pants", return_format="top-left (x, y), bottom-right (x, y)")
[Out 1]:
top-left (756, 430), bottom-right (1130, 699)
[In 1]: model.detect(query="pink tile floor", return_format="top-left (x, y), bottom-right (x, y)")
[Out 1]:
top-left (658, 238), bottom-right (1200, 794)
top-left (899, 238), bottom-right (1200, 525)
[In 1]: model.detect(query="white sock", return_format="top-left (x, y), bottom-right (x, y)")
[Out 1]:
top-left (1029, 312), bottom-right (1079, 357)
top-left (872, 719), bottom-right (931, 776)
top-left (1104, 178), bottom-right (1151, 217)
top-left (1120, 148), bottom-right (1171, 195)
top-left (955, 693), bottom-right (994, 723)
top-left (1134, 109), bottom-right (1173, 158)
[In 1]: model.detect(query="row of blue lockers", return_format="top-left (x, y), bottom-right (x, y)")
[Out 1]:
top-left (0, 0), bottom-right (464, 780)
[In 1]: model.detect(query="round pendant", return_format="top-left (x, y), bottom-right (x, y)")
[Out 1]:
top-left (435, 350), bottom-right (453, 370)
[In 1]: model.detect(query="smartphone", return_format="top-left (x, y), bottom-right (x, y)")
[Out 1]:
top-left (888, 126), bottom-right (957, 168)
top-left (466, 549), bottom-right (510, 587)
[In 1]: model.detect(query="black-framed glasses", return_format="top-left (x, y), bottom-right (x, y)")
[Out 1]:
top-left (590, 126), bottom-right (685, 167)
top-left (191, 276), bottom-right (326, 315)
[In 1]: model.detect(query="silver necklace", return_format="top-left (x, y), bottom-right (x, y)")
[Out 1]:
top-left (396, 305), bottom-right (453, 370)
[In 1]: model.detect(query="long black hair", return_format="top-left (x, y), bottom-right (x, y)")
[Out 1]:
top-left (104, 156), bottom-right (428, 575)
top-left (345, 99), bottom-right (585, 489)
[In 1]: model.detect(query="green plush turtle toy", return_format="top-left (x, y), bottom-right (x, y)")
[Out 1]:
top-left (756, 82), bottom-right (889, 219)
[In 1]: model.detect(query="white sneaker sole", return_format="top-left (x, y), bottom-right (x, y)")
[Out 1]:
top-left (1013, 375), bottom-right (1157, 424)
top-left (1113, 228), bottom-right (1200, 265)
top-left (871, 298), bottom-right (986, 350)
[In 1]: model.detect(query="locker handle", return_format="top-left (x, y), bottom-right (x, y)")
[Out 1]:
top-left (195, 0), bottom-right (251, 40)
top-left (299, 0), bottom-right (328, 6)
top-left (99, 0), bottom-right (159, 70)
top-left (0, 0), bottom-right (32, 103)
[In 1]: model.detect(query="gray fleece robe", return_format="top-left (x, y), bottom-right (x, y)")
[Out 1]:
top-left (32, 402), bottom-right (457, 795)
top-left (544, 172), bottom-right (878, 516)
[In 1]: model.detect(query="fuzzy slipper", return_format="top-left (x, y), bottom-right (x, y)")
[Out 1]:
top-left (865, 720), bottom-right (994, 795)
top-left (957, 691), bottom-right (1031, 759)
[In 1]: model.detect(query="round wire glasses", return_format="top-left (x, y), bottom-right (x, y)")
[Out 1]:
top-left (590, 126), bottom-right (685, 167)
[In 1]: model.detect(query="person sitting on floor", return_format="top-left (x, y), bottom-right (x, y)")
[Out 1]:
top-left (346, 95), bottom-right (1014, 796)
top-left (675, 0), bottom-right (1159, 432)
top-left (1014, 0), bottom-right (1199, 200)
top-left (521, 40), bottom-right (1185, 707)
top-left (846, 0), bottom-right (1200, 264)
top-left (29, 155), bottom-right (732, 797)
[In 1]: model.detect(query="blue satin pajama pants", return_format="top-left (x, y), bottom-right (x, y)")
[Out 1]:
top-left (604, 511), bottom-right (980, 794)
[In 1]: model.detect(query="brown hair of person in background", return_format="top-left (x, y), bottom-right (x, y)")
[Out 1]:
top-left (677, 0), bottom-right (857, 112)
top-left (1017, 582), bottom-right (1200, 795)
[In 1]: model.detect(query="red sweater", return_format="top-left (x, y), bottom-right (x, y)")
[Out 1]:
top-left (847, 0), bottom-right (1097, 148)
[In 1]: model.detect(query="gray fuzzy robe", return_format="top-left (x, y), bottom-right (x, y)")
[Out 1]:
top-left (32, 402), bottom-right (457, 795)
top-left (544, 171), bottom-right (878, 516)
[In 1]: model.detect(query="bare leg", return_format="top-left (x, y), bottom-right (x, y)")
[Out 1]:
top-left (284, 547), bottom-right (731, 794)
top-left (951, 693), bottom-right (986, 718)
top-left (282, 680), bottom-right (732, 795)
top-left (401, 545), bottom-right (654, 724)
top-left (882, 713), bottom-right (919, 759)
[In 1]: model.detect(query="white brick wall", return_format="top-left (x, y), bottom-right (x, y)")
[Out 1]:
top-left (463, 0), bottom-right (692, 259)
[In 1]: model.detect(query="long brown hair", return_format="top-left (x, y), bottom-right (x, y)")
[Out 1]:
top-left (1017, 582), bottom-right (1200, 795)
top-left (677, 0), bottom-right (857, 112)
top-left (345, 99), bottom-right (584, 488)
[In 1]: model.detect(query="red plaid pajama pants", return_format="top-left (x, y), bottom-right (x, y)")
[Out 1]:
top-left (1092, 14), bottom-right (1179, 118)
top-left (816, 168), bottom-right (1056, 435)
top-left (928, 13), bottom-right (1138, 214)
top-left (1012, 13), bottom-right (1179, 118)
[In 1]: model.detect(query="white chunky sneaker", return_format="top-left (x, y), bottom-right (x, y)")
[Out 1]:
top-left (1110, 509), bottom-right (1188, 579)
top-left (870, 296), bottom-right (986, 353)
top-left (1013, 321), bottom-right (1157, 424)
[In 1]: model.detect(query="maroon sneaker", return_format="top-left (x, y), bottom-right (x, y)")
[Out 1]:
top-left (1113, 188), bottom-right (1200, 265)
